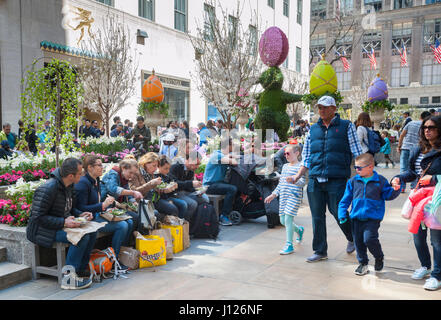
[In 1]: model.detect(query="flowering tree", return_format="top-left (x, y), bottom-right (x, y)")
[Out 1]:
top-left (189, 0), bottom-right (262, 128)
top-left (79, 14), bottom-right (139, 136)
top-left (282, 69), bottom-right (309, 122)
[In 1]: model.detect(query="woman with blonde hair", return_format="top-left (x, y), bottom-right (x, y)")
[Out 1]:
top-left (356, 112), bottom-right (373, 154)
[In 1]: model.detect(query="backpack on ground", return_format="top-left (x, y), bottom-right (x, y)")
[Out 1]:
top-left (190, 203), bottom-right (219, 239)
top-left (366, 127), bottom-right (382, 154)
top-left (88, 247), bottom-right (128, 281)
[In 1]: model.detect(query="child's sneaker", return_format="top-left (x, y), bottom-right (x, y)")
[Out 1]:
top-left (412, 267), bottom-right (431, 280)
top-left (354, 264), bottom-right (369, 276)
top-left (296, 226), bottom-right (305, 243)
top-left (423, 277), bottom-right (441, 291)
top-left (374, 257), bottom-right (384, 271)
top-left (279, 242), bottom-right (294, 255)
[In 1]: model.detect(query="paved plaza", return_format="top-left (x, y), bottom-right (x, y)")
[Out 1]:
top-left (0, 167), bottom-right (440, 300)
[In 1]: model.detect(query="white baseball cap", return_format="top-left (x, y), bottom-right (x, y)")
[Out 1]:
top-left (164, 133), bottom-right (175, 142)
top-left (317, 96), bottom-right (336, 107)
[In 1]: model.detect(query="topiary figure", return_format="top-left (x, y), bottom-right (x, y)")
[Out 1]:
top-left (254, 27), bottom-right (303, 142)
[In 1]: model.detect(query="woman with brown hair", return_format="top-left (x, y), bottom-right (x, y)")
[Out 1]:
top-left (356, 112), bottom-right (373, 154)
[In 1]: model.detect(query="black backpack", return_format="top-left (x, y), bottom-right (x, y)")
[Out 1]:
top-left (190, 203), bottom-right (219, 239)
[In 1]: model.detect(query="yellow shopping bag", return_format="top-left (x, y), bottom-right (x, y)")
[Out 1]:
top-left (135, 234), bottom-right (167, 268)
top-left (161, 225), bottom-right (184, 254)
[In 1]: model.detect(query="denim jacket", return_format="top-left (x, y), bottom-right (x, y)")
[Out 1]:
top-left (100, 169), bottom-right (133, 202)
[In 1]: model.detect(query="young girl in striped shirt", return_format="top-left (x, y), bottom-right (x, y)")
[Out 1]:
top-left (265, 144), bottom-right (306, 255)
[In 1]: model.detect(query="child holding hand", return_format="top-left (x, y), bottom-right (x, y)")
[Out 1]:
top-left (265, 144), bottom-right (306, 255)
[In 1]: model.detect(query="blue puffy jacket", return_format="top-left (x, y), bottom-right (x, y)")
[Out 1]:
top-left (338, 171), bottom-right (400, 221)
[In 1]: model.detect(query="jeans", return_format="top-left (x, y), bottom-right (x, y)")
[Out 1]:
top-left (169, 197), bottom-right (189, 221)
top-left (430, 228), bottom-right (441, 280)
top-left (155, 199), bottom-right (179, 217)
top-left (307, 178), bottom-right (353, 256)
top-left (400, 149), bottom-right (417, 190)
top-left (206, 182), bottom-right (238, 217)
top-left (176, 191), bottom-right (200, 221)
top-left (351, 219), bottom-right (383, 265)
top-left (94, 214), bottom-right (132, 257)
top-left (413, 225), bottom-right (431, 269)
top-left (55, 230), bottom-right (97, 272)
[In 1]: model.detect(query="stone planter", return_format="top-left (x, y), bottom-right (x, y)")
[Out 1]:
top-left (236, 111), bottom-right (249, 131)
top-left (145, 110), bottom-right (166, 138)
top-left (0, 224), bottom-right (34, 266)
top-left (370, 108), bottom-right (385, 130)
top-left (0, 185), bottom-right (8, 199)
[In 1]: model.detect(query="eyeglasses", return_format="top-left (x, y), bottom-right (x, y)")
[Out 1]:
top-left (422, 125), bottom-right (437, 131)
top-left (354, 164), bottom-right (370, 171)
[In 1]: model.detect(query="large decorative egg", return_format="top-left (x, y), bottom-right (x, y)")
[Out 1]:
top-left (309, 57), bottom-right (338, 97)
top-left (367, 74), bottom-right (388, 102)
top-left (258, 27), bottom-right (289, 67)
top-left (142, 72), bottom-right (164, 103)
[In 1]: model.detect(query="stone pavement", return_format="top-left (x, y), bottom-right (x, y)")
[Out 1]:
top-left (1, 167), bottom-right (441, 300)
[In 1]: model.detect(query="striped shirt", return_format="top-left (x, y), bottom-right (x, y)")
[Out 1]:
top-left (301, 119), bottom-right (363, 171)
top-left (273, 163), bottom-right (305, 216)
top-left (402, 120), bottom-right (422, 151)
top-left (415, 152), bottom-right (424, 176)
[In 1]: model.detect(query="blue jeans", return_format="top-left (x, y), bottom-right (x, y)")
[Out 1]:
top-left (413, 225), bottom-right (432, 269)
top-left (206, 182), bottom-right (238, 217)
top-left (55, 230), bottom-right (97, 272)
top-left (155, 199), bottom-right (179, 217)
top-left (430, 228), bottom-right (441, 280)
top-left (169, 197), bottom-right (189, 221)
top-left (307, 178), bottom-right (353, 256)
top-left (400, 149), bottom-right (417, 190)
top-left (351, 219), bottom-right (383, 265)
top-left (94, 214), bottom-right (133, 257)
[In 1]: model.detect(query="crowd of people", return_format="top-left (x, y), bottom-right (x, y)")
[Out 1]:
top-left (11, 97), bottom-right (441, 292)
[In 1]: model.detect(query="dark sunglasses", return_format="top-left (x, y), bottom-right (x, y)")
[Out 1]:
top-left (284, 152), bottom-right (291, 156)
top-left (354, 164), bottom-right (370, 171)
top-left (422, 125), bottom-right (437, 131)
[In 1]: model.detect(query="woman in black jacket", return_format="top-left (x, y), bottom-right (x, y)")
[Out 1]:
top-left (74, 155), bottom-right (133, 258)
top-left (393, 115), bottom-right (441, 291)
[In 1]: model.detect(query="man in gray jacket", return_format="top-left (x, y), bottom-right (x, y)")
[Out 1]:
top-left (131, 116), bottom-right (151, 150)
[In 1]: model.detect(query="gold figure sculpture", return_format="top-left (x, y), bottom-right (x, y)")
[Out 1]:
top-left (66, 7), bottom-right (95, 46)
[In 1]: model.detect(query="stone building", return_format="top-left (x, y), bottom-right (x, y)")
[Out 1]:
top-left (310, 0), bottom-right (441, 111)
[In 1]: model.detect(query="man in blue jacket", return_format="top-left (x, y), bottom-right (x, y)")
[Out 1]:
top-left (338, 153), bottom-right (401, 275)
top-left (288, 96), bottom-right (364, 263)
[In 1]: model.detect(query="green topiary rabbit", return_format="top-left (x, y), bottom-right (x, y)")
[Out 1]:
top-left (254, 67), bottom-right (303, 142)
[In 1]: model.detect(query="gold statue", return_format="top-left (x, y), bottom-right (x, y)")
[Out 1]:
top-left (66, 7), bottom-right (95, 46)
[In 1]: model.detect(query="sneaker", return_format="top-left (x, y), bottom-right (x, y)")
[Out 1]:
top-left (355, 264), bottom-right (369, 276)
top-left (423, 277), bottom-right (441, 291)
top-left (61, 274), bottom-right (93, 290)
top-left (296, 226), bottom-right (305, 243)
top-left (412, 267), bottom-right (431, 280)
top-left (219, 215), bottom-right (233, 226)
top-left (279, 242), bottom-right (295, 255)
top-left (346, 241), bottom-right (356, 254)
top-left (306, 253), bottom-right (328, 263)
top-left (374, 257), bottom-right (384, 271)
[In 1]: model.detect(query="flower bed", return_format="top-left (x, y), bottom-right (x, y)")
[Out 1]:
top-left (80, 136), bottom-right (128, 155)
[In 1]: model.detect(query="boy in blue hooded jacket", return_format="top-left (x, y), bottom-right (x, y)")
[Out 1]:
top-left (338, 153), bottom-right (401, 275)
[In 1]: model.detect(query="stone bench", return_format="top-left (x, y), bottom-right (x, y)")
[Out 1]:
top-left (31, 232), bottom-right (111, 284)
top-left (207, 194), bottom-right (225, 218)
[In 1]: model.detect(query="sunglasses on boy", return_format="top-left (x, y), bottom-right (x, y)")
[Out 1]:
top-left (354, 164), bottom-right (371, 171)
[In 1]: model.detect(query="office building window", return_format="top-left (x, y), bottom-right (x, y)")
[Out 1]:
top-left (297, 0), bottom-right (303, 24)
top-left (311, 0), bottom-right (327, 19)
top-left (423, 19), bottom-right (441, 53)
top-left (283, 0), bottom-right (290, 17)
top-left (139, 0), bottom-right (154, 21)
top-left (391, 62), bottom-right (409, 87)
top-left (164, 88), bottom-right (189, 122)
top-left (336, 66), bottom-right (352, 90)
top-left (361, 64), bottom-right (377, 89)
top-left (390, 98), bottom-right (398, 105)
top-left (296, 47), bottom-right (302, 72)
top-left (204, 3), bottom-right (215, 41)
top-left (422, 58), bottom-right (441, 85)
top-left (400, 98), bottom-right (409, 104)
top-left (268, 0), bottom-right (275, 8)
top-left (249, 25), bottom-right (258, 56)
top-left (228, 15), bottom-right (238, 50)
top-left (336, 31), bottom-right (353, 54)
top-left (392, 22), bottom-right (412, 55)
top-left (394, 0), bottom-right (413, 9)
top-left (174, 0), bottom-right (187, 32)
top-left (282, 55), bottom-right (289, 69)
top-left (364, 0), bottom-right (382, 12)
top-left (434, 96), bottom-right (441, 103)
top-left (310, 33), bottom-right (326, 59)
top-left (362, 29), bottom-right (382, 57)
top-left (96, 0), bottom-right (114, 6)
top-left (340, 0), bottom-right (354, 16)
top-left (421, 97), bottom-right (429, 104)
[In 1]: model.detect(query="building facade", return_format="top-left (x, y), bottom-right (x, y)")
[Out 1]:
top-left (0, 0), bottom-right (310, 131)
top-left (310, 0), bottom-right (441, 111)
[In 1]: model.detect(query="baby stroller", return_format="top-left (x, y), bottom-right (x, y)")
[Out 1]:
top-left (224, 154), bottom-right (281, 228)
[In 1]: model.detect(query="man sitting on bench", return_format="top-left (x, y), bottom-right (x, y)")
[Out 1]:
top-left (203, 136), bottom-right (238, 226)
top-left (26, 158), bottom-right (95, 290)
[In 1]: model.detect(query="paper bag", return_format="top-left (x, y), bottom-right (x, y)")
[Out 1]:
top-left (151, 228), bottom-right (174, 260)
top-left (135, 233), bottom-right (166, 268)
top-left (161, 224), bottom-right (183, 254)
top-left (119, 246), bottom-right (140, 270)
top-left (183, 221), bottom-right (190, 250)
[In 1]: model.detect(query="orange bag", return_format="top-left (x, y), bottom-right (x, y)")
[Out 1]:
top-left (88, 247), bottom-right (116, 281)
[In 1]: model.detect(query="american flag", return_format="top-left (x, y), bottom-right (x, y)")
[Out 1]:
top-left (340, 51), bottom-right (351, 72)
top-left (431, 39), bottom-right (441, 64)
top-left (400, 43), bottom-right (408, 67)
top-left (364, 47), bottom-right (377, 70)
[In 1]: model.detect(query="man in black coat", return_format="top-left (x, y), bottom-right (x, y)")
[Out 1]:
top-left (26, 158), bottom-right (95, 290)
